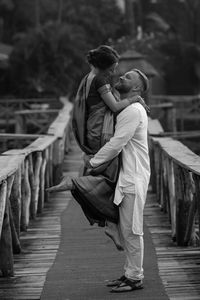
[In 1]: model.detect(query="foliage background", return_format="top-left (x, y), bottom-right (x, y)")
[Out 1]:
top-left (0, 0), bottom-right (125, 97)
top-left (1, 0), bottom-right (200, 97)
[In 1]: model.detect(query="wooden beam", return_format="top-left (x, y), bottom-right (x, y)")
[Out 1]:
top-left (0, 133), bottom-right (42, 139)
top-left (14, 109), bottom-right (59, 115)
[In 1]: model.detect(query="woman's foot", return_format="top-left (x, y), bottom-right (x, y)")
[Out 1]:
top-left (46, 176), bottom-right (73, 193)
top-left (105, 221), bottom-right (124, 251)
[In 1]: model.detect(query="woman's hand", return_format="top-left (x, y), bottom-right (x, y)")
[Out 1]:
top-left (83, 154), bottom-right (93, 169)
top-left (128, 95), bottom-right (150, 114)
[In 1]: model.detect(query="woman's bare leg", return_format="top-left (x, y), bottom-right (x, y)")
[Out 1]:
top-left (105, 221), bottom-right (124, 251)
top-left (46, 176), bottom-right (73, 193)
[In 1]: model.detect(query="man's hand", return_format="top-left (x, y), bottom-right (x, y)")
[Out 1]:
top-left (128, 95), bottom-right (150, 114)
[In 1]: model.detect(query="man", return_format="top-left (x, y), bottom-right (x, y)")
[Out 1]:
top-left (47, 69), bottom-right (150, 292)
top-left (88, 69), bottom-right (151, 293)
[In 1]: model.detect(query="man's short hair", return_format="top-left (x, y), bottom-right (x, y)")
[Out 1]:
top-left (132, 69), bottom-right (149, 93)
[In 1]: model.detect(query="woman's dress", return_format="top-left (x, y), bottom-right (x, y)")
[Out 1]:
top-left (71, 73), bottom-right (120, 226)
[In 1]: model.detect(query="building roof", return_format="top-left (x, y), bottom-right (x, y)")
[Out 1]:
top-left (120, 49), bottom-right (144, 60)
top-left (117, 50), bottom-right (159, 78)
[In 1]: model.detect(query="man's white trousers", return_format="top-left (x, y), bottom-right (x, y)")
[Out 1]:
top-left (119, 193), bottom-right (144, 281)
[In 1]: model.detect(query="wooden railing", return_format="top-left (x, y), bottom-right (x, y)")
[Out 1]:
top-left (148, 118), bottom-right (200, 246)
top-left (149, 102), bottom-right (177, 132)
top-left (0, 100), bottom-right (73, 276)
top-left (14, 109), bottom-right (59, 134)
top-left (0, 98), bottom-right (62, 132)
top-left (151, 94), bottom-right (200, 131)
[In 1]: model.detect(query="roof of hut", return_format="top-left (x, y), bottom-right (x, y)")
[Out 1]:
top-left (120, 49), bottom-right (144, 60)
top-left (117, 49), bottom-right (159, 78)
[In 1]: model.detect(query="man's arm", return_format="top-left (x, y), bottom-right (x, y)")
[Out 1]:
top-left (90, 106), bottom-right (141, 167)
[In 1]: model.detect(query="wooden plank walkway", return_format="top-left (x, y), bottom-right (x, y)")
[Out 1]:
top-left (40, 138), bottom-right (168, 300)
top-left (144, 193), bottom-right (200, 300)
top-left (0, 191), bottom-right (70, 299)
top-left (0, 137), bottom-right (200, 299)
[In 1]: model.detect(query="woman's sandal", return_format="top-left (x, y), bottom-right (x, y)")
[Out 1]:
top-left (110, 278), bottom-right (143, 293)
top-left (106, 275), bottom-right (126, 287)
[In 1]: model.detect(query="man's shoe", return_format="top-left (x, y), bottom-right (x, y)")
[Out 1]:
top-left (106, 275), bottom-right (126, 287)
top-left (110, 278), bottom-right (143, 293)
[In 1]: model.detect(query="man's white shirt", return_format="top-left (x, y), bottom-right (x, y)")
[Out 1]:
top-left (90, 103), bottom-right (151, 235)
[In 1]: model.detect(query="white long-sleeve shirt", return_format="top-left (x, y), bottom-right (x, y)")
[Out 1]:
top-left (90, 103), bottom-right (151, 235)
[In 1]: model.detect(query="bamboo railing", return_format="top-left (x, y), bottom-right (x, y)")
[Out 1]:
top-left (0, 100), bottom-right (73, 276)
top-left (149, 118), bottom-right (200, 246)
top-left (0, 98), bottom-right (62, 132)
top-left (149, 102), bottom-right (177, 132)
top-left (151, 94), bottom-right (200, 131)
top-left (14, 109), bottom-right (59, 134)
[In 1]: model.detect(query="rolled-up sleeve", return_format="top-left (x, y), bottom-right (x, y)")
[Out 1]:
top-left (90, 106), bottom-right (141, 167)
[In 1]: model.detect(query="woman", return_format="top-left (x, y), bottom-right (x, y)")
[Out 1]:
top-left (47, 45), bottom-right (148, 250)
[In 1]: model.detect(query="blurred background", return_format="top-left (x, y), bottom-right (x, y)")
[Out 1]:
top-left (1, 0), bottom-right (200, 99)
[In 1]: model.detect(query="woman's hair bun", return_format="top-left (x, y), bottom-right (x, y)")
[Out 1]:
top-left (86, 45), bottom-right (119, 70)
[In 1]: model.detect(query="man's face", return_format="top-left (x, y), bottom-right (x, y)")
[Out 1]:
top-left (115, 71), bottom-right (140, 93)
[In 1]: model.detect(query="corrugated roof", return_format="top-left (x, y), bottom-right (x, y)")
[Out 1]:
top-left (120, 49), bottom-right (144, 60)
top-left (116, 58), bottom-right (159, 77)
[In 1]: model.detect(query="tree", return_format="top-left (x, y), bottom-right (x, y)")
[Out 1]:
top-left (57, 0), bottom-right (63, 24)
top-left (114, 0), bottom-right (200, 95)
top-left (144, 0), bottom-right (200, 94)
top-left (35, 0), bottom-right (41, 29)
top-left (2, 0), bottom-right (125, 97)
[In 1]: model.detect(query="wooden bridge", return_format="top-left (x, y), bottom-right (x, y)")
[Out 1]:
top-left (0, 96), bottom-right (200, 299)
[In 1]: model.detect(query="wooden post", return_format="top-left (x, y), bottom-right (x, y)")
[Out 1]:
top-left (7, 175), bottom-right (21, 254)
top-left (0, 181), bottom-right (7, 238)
top-left (15, 114), bottom-right (25, 134)
top-left (21, 159), bottom-right (31, 231)
top-left (29, 152), bottom-right (42, 218)
top-left (174, 165), bottom-right (192, 246)
top-left (166, 159), bottom-right (176, 241)
top-left (166, 106), bottom-right (177, 132)
top-left (191, 174), bottom-right (200, 246)
top-left (10, 168), bottom-right (22, 237)
top-left (44, 148), bottom-right (49, 203)
top-left (171, 107), bottom-right (177, 132)
top-left (38, 152), bottom-right (47, 213)
top-left (45, 148), bottom-right (50, 193)
top-left (53, 139), bottom-right (64, 184)
top-left (195, 175), bottom-right (200, 246)
top-left (49, 144), bottom-right (53, 186)
top-left (161, 153), bottom-right (169, 213)
top-left (0, 180), bottom-right (14, 277)
top-left (28, 154), bottom-right (35, 219)
top-left (9, 202), bottom-right (21, 254)
top-left (154, 145), bottom-right (162, 205)
top-left (149, 139), bottom-right (156, 193)
top-left (182, 172), bottom-right (197, 246)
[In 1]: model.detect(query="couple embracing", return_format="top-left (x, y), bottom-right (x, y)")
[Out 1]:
top-left (47, 45), bottom-right (150, 293)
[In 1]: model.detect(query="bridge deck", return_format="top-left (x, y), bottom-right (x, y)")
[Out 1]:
top-left (0, 138), bottom-right (200, 299)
